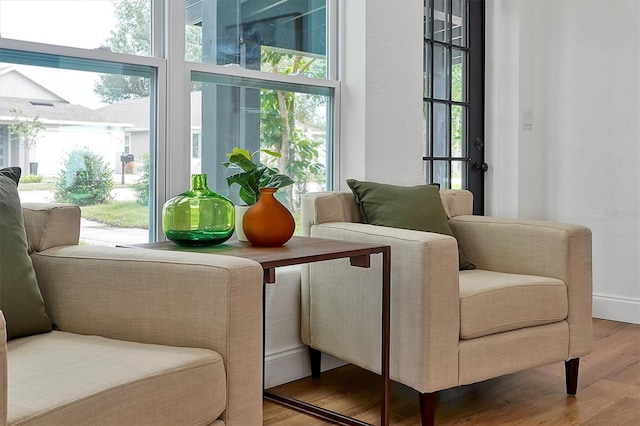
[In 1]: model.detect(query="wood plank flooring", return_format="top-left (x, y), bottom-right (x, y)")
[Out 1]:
top-left (263, 319), bottom-right (639, 425)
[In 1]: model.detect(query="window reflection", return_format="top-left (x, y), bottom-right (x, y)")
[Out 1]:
top-left (185, 0), bottom-right (327, 78)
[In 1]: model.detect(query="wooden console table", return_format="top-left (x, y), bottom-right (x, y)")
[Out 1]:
top-left (123, 236), bottom-right (391, 426)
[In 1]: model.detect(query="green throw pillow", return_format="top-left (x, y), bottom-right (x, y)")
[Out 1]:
top-left (346, 179), bottom-right (475, 270)
top-left (0, 167), bottom-right (52, 339)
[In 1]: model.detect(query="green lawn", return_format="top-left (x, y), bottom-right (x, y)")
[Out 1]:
top-left (18, 180), bottom-right (134, 191)
top-left (81, 201), bottom-right (149, 229)
top-left (17, 180), bottom-right (57, 191)
top-left (82, 202), bottom-right (303, 235)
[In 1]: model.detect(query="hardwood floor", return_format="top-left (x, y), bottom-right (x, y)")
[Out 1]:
top-left (263, 319), bottom-right (639, 425)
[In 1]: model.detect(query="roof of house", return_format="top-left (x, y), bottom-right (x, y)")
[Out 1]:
top-left (97, 97), bottom-right (150, 130)
top-left (1, 65), bottom-right (201, 130)
top-left (98, 91), bottom-right (203, 130)
top-left (0, 97), bottom-right (127, 125)
top-left (0, 67), bottom-right (68, 102)
top-left (0, 66), bottom-right (128, 127)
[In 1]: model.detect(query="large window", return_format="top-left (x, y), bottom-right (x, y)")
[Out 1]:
top-left (0, 0), bottom-right (336, 243)
top-left (186, 0), bottom-right (335, 231)
top-left (190, 72), bottom-right (333, 225)
top-left (0, 55), bottom-right (157, 245)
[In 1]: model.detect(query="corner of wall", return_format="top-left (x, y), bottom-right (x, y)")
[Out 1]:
top-left (484, 0), bottom-right (520, 218)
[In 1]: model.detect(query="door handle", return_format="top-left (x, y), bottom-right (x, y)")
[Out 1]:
top-left (473, 162), bottom-right (489, 172)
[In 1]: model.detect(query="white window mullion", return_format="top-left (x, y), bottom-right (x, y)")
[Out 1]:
top-left (327, 0), bottom-right (339, 81)
top-left (162, 0), bottom-right (190, 238)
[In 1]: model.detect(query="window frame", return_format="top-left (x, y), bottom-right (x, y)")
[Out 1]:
top-left (0, 36), bottom-right (165, 240)
top-left (168, 0), bottom-right (339, 240)
top-left (0, 0), bottom-right (339, 241)
top-left (188, 61), bottom-right (340, 187)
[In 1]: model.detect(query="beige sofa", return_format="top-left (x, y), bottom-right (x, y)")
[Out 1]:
top-left (1, 203), bottom-right (264, 426)
top-left (301, 189), bottom-right (592, 425)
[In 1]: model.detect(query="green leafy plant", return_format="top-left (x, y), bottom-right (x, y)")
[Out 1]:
top-left (223, 147), bottom-right (294, 206)
top-left (19, 174), bottom-right (43, 184)
top-left (54, 148), bottom-right (114, 206)
top-left (8, 108), bottom-right (45, 170)
top-left (133, 153), bottom-right (150, 206)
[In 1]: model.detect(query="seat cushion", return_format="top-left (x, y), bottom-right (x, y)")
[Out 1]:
top-left (7, 331), bottom-right (226, 426)
top-left (459, 270), bottom-right (567, 339)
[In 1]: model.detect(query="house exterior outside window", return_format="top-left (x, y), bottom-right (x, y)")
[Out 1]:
top-left (191, 132), bottom-right (200, 159)
top-left (124, 134), bottom-right (131, 155)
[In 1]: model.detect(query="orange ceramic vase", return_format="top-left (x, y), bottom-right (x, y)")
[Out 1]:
top-left (243, 187), bottom-right (295, 247)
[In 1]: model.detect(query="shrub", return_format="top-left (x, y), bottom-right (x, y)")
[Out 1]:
top-left (54, 148), bottom-right (114, 206)
top-left (133, 153), bottom-right (150, 206)
top-left (19, 174), bottom-right (43, 183)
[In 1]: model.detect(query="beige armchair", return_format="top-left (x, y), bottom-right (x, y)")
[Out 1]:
top-left (300, 190), bottom-right (592, 425)
top-left (2, 203), bottom-right (264, 425)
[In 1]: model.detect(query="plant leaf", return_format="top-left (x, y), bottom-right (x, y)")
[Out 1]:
top-left (260, 149), bottom-right (281, 158)
top-left (223, 146), bottom-right (294, 204)
top-left (227, 153), bottom-right (258, 172)
top-left (226, 171), bottom-right (260, 205)
top-left (229, 147), bottom-right (251, 160)
top-left (264, 173), bottom-right (295, 188)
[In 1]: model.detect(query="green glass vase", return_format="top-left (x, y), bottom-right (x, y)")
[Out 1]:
top-left (162, 174), bottom-right (234, 246)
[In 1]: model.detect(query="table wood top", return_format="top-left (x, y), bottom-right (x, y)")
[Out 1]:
top-left (123, 236), bottom-right (389, 269)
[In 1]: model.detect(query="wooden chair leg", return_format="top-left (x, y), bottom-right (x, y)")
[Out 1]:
top-left (419, 392), bottom-right (436, 426)
top-left (309, 347), bottom-right (322, 379)
top-left (565, 358), bottom-right (580, 395)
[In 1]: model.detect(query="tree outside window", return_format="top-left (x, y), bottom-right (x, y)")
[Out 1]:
top-left (8, 108), bottom-right (44, 176)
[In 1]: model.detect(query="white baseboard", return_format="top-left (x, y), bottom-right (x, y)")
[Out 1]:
top-left (265, 345), bottom-right (347, 389)
top-left (592, 293), bottom-right (640, 324)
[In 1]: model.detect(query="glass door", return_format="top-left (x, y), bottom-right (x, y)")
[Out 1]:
top-left (424, 0), bottom-right (485, 213)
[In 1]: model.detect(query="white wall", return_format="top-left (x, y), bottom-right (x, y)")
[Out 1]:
top-left (486, 0), bottom-right (640, 323)
top-left (264, 266), bottom-right (346, 388)
top-left (338, 0), bottom-right (424, 190)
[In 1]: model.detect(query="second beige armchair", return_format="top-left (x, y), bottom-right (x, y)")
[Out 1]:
top-left (300, 189), bottom-right (592, 426)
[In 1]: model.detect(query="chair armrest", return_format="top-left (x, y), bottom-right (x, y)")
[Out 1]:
top-left (301, 192), bottom-right (361, 235)
top-left (22, 203), bottom-right (80, 253)
top-left (1, 311), bottom-right (6, 426)
top-left (302, 222), bottom-right (460, 393)
top-left (31, 246), bottom-right (264, 426)
top-left (450, 215), bottom-right (593, 357)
